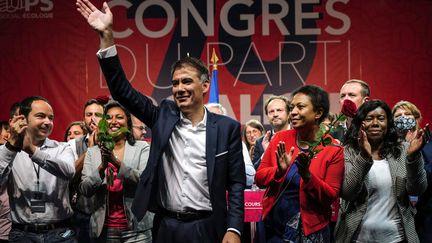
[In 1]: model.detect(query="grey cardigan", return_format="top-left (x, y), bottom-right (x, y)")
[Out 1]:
top-left (79, 140), bottom-right (154, 240)
top-left (335, 143), bottom-right (427, 243)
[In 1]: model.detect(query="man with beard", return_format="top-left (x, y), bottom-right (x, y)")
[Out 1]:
top-left (68, 97), bottom-right (104, 242)
top-left (252, 95), bottom-right (291, 169)
top-left (131, 115), bottom-right (147, 141)
top-left (70, 98), bottom-right (105, 158)
top-left (0, 96), bottom-right (75, 242)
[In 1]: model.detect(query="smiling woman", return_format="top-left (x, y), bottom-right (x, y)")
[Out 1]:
top-left (335, 100), bottom-right (427, 243)
top-left (255, 85), bottom-right (344, 242)
top-left (79, 101), bottom-right (154, 242)
top-left (243, 119), bottom-right (265, 160)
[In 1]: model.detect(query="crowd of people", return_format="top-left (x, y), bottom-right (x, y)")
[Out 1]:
top-left (0, 0), bottom-right (430, 242)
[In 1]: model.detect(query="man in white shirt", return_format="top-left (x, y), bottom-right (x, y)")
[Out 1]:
top-left (0, 96), bottom-right (76, 242)
top-left (76, 1), bottom-right (246, 242)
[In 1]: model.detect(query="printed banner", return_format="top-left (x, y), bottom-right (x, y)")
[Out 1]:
top-left (244, 189), bottom-right (265, 222)
top-left (0, 0), bottom-right (431, 140)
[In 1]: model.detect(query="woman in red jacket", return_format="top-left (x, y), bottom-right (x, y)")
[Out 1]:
top-left (255, 85), bottom-right (344, 242)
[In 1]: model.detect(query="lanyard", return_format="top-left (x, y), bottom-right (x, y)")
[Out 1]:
top-left (31, 145), bottom-right (44, 188)
top-left (32, 162), bottom-right (41, 190)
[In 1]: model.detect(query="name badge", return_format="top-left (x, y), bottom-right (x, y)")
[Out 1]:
top-left (30, 183), bottom-right (46, 213)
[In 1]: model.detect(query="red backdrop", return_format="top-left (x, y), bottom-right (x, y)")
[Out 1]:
top-left (1, 0), bottom-right (431, 140)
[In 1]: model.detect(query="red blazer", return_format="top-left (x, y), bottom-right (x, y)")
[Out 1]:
top-left (255, 129), bottom-right (344, 236)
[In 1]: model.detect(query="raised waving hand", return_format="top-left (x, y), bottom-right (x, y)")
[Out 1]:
top-left (76, 0), bottom-right (114, 48)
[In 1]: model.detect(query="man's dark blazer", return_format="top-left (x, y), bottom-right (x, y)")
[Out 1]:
top-left (99, 55), bottom-right (246, 239)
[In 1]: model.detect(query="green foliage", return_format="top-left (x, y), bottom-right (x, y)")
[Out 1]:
top-left (95, 112), bottom-right (130, 186)
top-left (96, 113), bottom-right (129, 151)
top-left (337, 114), bottom-right (347, 122)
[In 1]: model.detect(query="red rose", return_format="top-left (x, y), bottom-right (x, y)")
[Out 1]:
top-left (341, 99), bottom-right (357, 118)
top-left (95, 95), bottom-right (110, 105)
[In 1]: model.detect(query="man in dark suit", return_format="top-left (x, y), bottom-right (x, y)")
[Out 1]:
top-left (76, 1), bottom-right (245, 242)
top-left (252, 95), bottom-right (290, 169)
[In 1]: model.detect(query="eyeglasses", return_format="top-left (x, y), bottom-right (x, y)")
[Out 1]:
top-left (133, 125), bottom-right (146, 131)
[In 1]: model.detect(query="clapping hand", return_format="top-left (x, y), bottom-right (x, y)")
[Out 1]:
top-left (8, 115), bottom-right (27, 147)
top-left (358, 123), bottom-right (372, 158)
top-left (88, 117), bottom-right (99, 148)
top-left (262, 131), bottom-right (271, 151)
top-left (406, 128), bottom-right (425, 160)
top-left (8, 115), bottom-right (37, 155)
top-left (295, 153), bottom-right (311, 181)
top-left (275, 142), bottom-right (294, 179)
